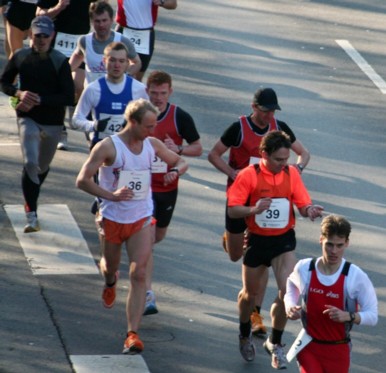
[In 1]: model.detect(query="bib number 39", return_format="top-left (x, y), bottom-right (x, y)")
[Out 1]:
top-left (255, 198), bottom-right (290, 228)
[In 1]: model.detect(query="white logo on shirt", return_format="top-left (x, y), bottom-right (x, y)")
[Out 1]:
top-left (112, 102), bottom-right (123, 110)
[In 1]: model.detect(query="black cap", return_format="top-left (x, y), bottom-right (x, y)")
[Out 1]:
top-left (253, 88), bottom-right (281, 111)
top-left (31, 16), bottom-right (54, 36)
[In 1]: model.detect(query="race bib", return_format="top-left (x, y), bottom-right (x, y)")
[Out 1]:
top-left (54, 32), bottom-right (78, 57)
top-left (151, 155), bottom-right (167, 174)
top-left (286, 328), bottom-right (312, 362)
top-left (122, 28), bottom-right (150, 55)
top-left (255, 198), bottom-right (290, 228)
top-left (97, 113), bottom-right (125, 138)
top-left (117, 170), bottom-right (150, 200)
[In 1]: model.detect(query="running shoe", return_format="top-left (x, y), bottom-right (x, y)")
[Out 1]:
top-left (57, 130), bottom-right (68, 150)
top-left (122, 331), bottom-right (144, 354)
top-left (102, 272), bottom-right (119, 308)
top-left (263, 338), bottom-right (287, 370)
top-left (239, 334), bottom-right (255, 362)
top-left (251, 310), bottom-right (267, 337)
top-left (24, 211), bottom-right (40, 233)
top-left (143, 290), bottom-right (158, 315)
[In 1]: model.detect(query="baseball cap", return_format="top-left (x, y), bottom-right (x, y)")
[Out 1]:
top-left (253, 88), bottom-right (281, 111)
top-left (31, 16), bottom-right (54, 36)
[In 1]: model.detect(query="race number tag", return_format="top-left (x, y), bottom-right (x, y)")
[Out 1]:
top-left (117, 170), bottom-right (150, 200)
top-left (98, 113), bottom-right (125, 138)
top-left (255, 198), bottom-right (290, 228)
top-left (249, 156), bottom-right (260, 165)
top-left (286, 328), bottom-right (312, 362)
top-left (122, 28), bottom-right (150, 55)
top-left (151, 155), bottom-right (167, 173)
top-left (54, 32), bottom-right (78, 57)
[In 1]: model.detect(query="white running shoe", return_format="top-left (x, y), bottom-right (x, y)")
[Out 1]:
top-left (263, 338), bottom-right (287, 369)
top-left (24, 211), bottom-right (40, 233)
top-left (57, 130), bottom-right (68, 150)
top-left (143, 290), bottom-right (158, 315)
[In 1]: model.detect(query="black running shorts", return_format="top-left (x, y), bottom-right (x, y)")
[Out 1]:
top-left (243, 229), bottom-right (296, 268)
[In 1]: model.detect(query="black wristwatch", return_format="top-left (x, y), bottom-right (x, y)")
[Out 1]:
top-left (296, 163), bottom-right (305, 173)
top-left (170, 167), bottom-right (179, 175)
top-left (349, 312), bottom-right (356, 323)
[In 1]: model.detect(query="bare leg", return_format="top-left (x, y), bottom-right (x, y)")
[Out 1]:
top-left (125, 223), bottom-right (152, 332)
top-left (6, 21), bottom-right (28, 58)
top-left (225, 230), bottom-right (244, 262)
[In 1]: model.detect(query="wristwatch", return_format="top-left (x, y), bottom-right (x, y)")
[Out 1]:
top-left (349, 312), bottom-right (356, 323)
top-left (170, 167), bottom-right (179, 175)
top-left (296, 163), bottom-right (305, 173)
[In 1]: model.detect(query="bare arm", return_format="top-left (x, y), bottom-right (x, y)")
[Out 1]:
top-left (69, 50), bottom-right (84, 72)
top-left (150, 137), bottom-right (188, 185)
top-left (298, 204), bottom-right (324, 221)
top-left (208, 139), bottom-right (238, 180)
top-left (36, 0), bottom-right (70, 18)
top-left (228, 197), bottom-right (273, 219)
top-left (153, 0), bottom-right (177, 10)
top-left (180, 139), bottom-right (203, 157)
top-left (164, 135), bottom-right (203, 157)
top-left (291, 139), bottom-right (310, 170)
top-left (76, 139), bottom-right (134, 201)
top-left (127, 55), bottom-right (142, 76)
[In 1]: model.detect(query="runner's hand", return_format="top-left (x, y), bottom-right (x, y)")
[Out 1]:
top-left (94, 117), bottom-right (110, 132)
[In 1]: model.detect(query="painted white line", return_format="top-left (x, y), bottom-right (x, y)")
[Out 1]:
top-left (336, 39), bottom-right (386, 94)
top-left (5, 204), bottom-right (99, 276)
top-left (70, 355), bottom-right (150, 373)
top-left (0, 143), bottom-right (19, 146)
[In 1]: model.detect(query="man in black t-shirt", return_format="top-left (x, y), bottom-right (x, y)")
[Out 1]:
top-left (143, 70), bottom-right (202, 315)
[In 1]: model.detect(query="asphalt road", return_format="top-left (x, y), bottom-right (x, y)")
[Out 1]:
top-left (0, 1), bottom-right (385, 372)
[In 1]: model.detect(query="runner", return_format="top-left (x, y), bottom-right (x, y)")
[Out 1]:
top-left (208, 87), bottom-right (310, 337)
top-left (143, 70), bottom-right (202, 315)
top-left (285, 214), bottom-right (378, 373)
top-left (227, 130), bottom-right (323, 368)
top-left (76, 98), bottom-right (188, 354)
top-left (115, 0), bottom-right (177, 81)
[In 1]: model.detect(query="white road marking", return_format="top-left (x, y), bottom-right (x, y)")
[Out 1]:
top-left (336, 39), bottom-right (386, 94)
top-left (5, 204), bottom-right (99, 276)
top-left (0, 143), bottom-right (19, 146)
top-left (70, 355), bottom-right (150, 373)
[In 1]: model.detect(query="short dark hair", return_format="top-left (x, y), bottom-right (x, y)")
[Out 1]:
top-left (146, 70), bottom-right (172, 88)
top-left (321, 215), bottom-right (351, 241)
top-left (89, 0), bottom-right (113, 19)
top-left (259, 130), bottom-right (291, 156)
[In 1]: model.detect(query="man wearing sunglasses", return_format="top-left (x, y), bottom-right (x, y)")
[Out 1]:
top-left (0, 15), bottom-right (75, 233)
top-left (208, 87), bottom-right (310, 340)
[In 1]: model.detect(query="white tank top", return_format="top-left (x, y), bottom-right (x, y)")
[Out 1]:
top-left (84, 31), bottom-right (122, 84)
top-left (99, 135), bottom-right (154, 224)
top-left (121, 0), bottom-right (154, 29)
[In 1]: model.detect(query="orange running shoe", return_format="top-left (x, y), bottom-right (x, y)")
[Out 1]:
top-left (102, 272), bottom-right (118, 308)
top-left (251, 310), bottom-right (267, 337)
top-left (122, 331), bottom-right (144, 354)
